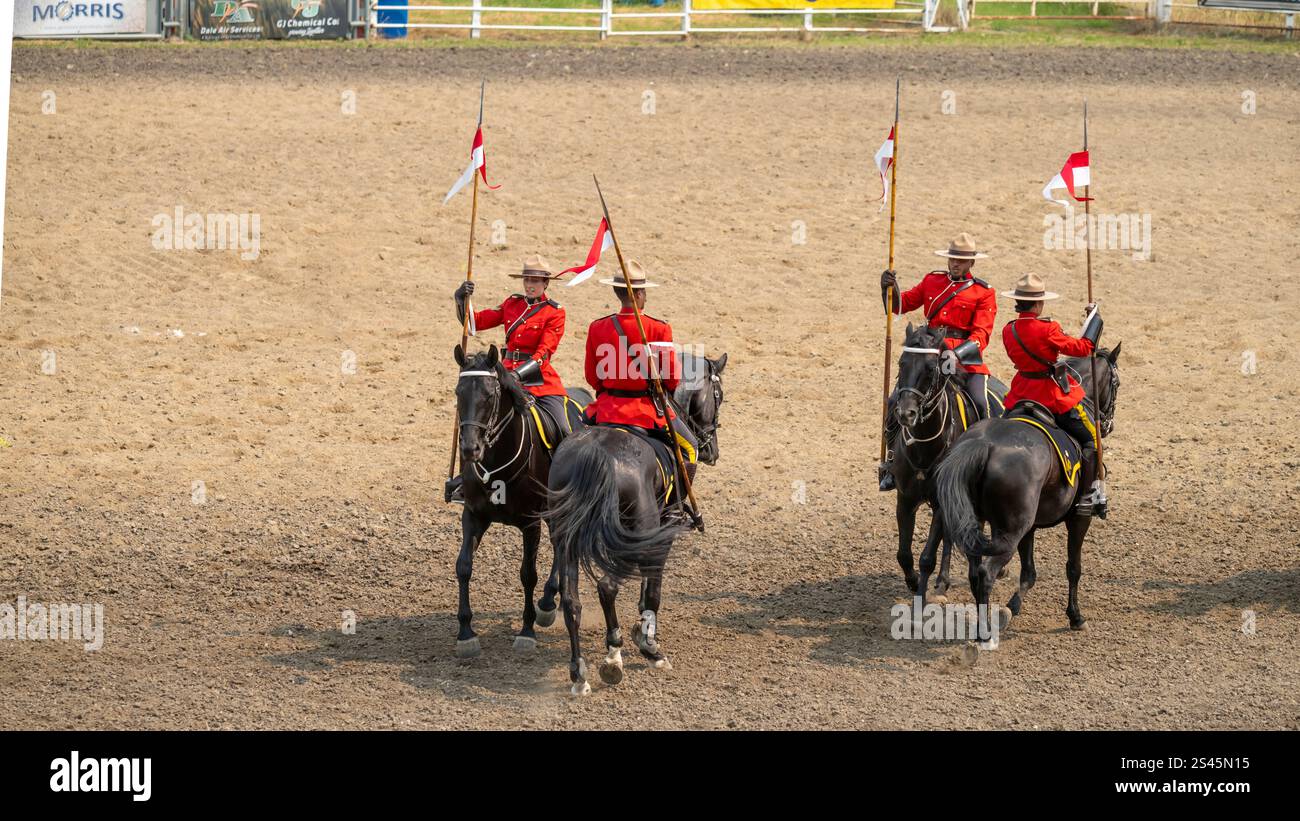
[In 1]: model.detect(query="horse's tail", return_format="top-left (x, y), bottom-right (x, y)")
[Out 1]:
top-left (546, 436), bottom-right (684, 584)
top-left (935, 436), bottom-right (993, 559)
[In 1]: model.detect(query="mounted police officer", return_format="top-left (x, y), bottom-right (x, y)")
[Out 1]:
top-left (1000, 273), bottom-right (1107, 518)
top-left (448, 254), bottom-right (580, 502)
top-left (878, 232), bottom-right (998, 491)
top-left (583, 260), bottom-right (700, 493)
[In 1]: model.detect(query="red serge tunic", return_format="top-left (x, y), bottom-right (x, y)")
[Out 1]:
top-left (472, 294), bottom-right (567, 397)
top-left (895, 271), bottom-right (997, 375)
top-left (584, 308), bottom-right (680, 429)
top-left (1001, 312), bottom-right (1096, 415)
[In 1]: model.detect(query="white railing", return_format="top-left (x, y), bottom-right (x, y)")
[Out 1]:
top-left (367, 0), bottom-right (949, 38)
top-left (967, 0), bottom-right (1152, 20)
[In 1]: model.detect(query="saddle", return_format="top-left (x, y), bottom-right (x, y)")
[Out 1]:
top-left (1005, 401), bottom-right (1083, 487)
top-left (598, 424), bottom-right (680, 507)
top-left (529, 395), bottom-right (588, 453)
top-left (951, 375), bottom-right (1009, 430)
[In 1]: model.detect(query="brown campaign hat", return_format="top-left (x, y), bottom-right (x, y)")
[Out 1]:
top-left (599, 258), bottom-right (660, 289)
top-left (1000, 272), bottom-right (1061, 302)
top-left (508, 253), bottom-right (558, 278)
top-left (933, 232), bottom-right (989, 260)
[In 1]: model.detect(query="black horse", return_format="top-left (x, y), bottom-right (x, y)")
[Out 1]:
top-left (888, 323), bottom-right (1006, 602)
top-left (545, 352), bottom-right (727, 696)
top-left (934, 344), bottom-right (1122, 644)
top-left (451, 344), bottom-right (592, 659)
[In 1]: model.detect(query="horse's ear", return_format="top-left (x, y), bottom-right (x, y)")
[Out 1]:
top-left (1107, 341), bottom-right (1122, 365)
top-left (712, 353), bottom-right (727, 376)
top-left (486, 344), bottom-right (499, 368)
top-left (906, 322), bottom-right (915, 337)
top-left (454, 344), bottom-right (466, 368)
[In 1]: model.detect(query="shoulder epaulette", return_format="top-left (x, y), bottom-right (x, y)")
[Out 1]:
top-left (546, 298), bottom-right (561, 309)
top-left (971, 276), bottom-right (990, 288)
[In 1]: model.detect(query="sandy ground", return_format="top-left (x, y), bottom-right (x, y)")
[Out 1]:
top-left (2, 42), bottom-right (1298, 729)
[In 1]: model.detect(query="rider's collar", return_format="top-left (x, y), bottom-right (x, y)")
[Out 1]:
top-left (524, 294), bottom-right (546, 305)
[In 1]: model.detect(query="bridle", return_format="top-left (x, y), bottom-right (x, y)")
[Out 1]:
top-left (896, 346), bottom-right (952, 445)
top-left (457, 368), bottom-right (533, 485)
top-left (672, 361), bottom-right (724, 457)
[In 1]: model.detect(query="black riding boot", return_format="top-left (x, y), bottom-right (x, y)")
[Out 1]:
top-left (444, 475), bottom-right (465, 505)
top-left (878, 395), bottom-right (900, 491)
top-left (1073, 447), bottom-right (1107, 519)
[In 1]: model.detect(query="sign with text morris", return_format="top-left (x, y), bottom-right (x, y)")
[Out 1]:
top-left (191, 0), bottom-right (351, 41)
top-left (15, 1), bottom-right (149, 36)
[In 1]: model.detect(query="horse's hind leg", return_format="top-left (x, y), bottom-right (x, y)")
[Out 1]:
top-left (1007, 530), bottom-right (1036, 617)
top-left (969, 531), bottom-right (1019, 649)
top-left (514, 523), bottom-right (542, 655)
top-left (559, 549), bottom-right (589, 696)
top-left (596, 575), bottom-right (625, 685)
top-left (1064, 515), bottom-right (1090, 630)
top-left (632, 572), bottom-right (671, 670)
top-left (535, 532), bottom-right (560, 628)
top-left (455, 510), bottom-right (489, 659)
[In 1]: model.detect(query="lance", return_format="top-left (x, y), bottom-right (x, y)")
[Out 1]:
top-left (448, 81), bottom-right (486, 484)
top-left (879, 77), bottom-right (900, 465)
top-left (1082, 100), bottom-right (1105, 485)
top-left (593, 175), bottom-right (704, 533)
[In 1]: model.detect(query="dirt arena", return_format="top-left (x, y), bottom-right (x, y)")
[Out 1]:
top-left (2, 42), bottom-right (1297, 729)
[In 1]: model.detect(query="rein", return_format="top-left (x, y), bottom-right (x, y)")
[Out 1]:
top-left (458, 367), bottom-right (536, 485)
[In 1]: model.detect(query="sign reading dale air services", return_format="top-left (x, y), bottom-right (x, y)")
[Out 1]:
top-left (191, 0), bottom-right (350, 40)
top-left (15, 1), bottom-right (148, 36)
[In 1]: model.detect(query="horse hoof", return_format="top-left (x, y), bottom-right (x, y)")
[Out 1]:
top-left (513, 635), bottom-right (537, 655)
top-left (959, 642), bottom-right (979, 667)
top-left (455, 637), bottom-right (481, 659)
top-left (930, 594), bottom-right (948, 605)
top-left (599, 647), bottom-right (624, 684)
top-left (535, 605), bottom-right (557, 628)
top-left (1070, 619), bottom-right (1088, 632)
top-left (979, 637), bottom-right (1000, 651)
top-left (570, 680), bottom-right (591, 697)
top-left (652, 657), bottom-right (672, 671)
top-left (996, 605), bottom-right (1014, 633)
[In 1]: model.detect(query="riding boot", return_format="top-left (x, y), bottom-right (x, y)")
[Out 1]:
top-left (878, 397), bottom-right (900, 492)
top-left (444, 475), bottom-right (465, 505)
top-left (1073, 447), bottom-right (1107, 519)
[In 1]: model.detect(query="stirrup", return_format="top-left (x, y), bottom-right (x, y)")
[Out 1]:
top-left (878, 460), bottom-right (896, 492)
top-left (444, 476), bottom-right (465, 505)
top-left (1075, 483), bottom-right (1107, 519)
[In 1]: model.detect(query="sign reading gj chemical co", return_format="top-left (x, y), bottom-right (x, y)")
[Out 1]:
top-left (15, 1), bottom-right (148, 36)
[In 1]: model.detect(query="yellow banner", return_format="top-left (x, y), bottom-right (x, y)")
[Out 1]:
top-left (693, 0), bottom-right (896, 8)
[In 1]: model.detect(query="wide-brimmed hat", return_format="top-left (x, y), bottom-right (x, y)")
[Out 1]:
top-left (934, 232), bottom-right (989, 260)
top-left (508, 254), bottom-right (558, 279)
top-left (1001, 273), bottom-right (1060, 302)
top-left (599, 258), bottom-right (660, 289)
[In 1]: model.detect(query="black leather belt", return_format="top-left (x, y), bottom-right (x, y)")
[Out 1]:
top-left (605, 388), bottom-right (650, 398)
top-left (504, 350), bottom-right (544, 362)
top-left (1019, 371), bottom-right (1052, 379)
top-left (942, 328), bottom-right (970, 340)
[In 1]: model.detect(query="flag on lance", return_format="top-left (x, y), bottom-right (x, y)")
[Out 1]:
top-left (443, 126), bottom-right (501, 205)
top-left (873, 126), bottom-right (895, 212)
top-left (1042, 150), bottom-right (1092, 207)
top-left (560, 217), bottom-right (613, 287)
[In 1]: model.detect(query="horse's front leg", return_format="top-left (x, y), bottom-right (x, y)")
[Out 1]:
top-left (596, 575), bottom-right (625, 685)
top-left (514, 522), bottom-right (542, 655)
top-left (632, 572), bottom-right (671, 670)
top-left (559, 548), bottom-right (589, 696)
top-left (535, 530), bottom-right (560, 628)
top-left (916, 515), bottom-right (946, 610)
top-left (1064, 515), bottom-right (1090, 630)
top-left (936, 536), bottom-right (953, 596)
top-left (895, 496), bottom-right (920, 594)
top-left (455, 509), bottom-right (490, 658)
